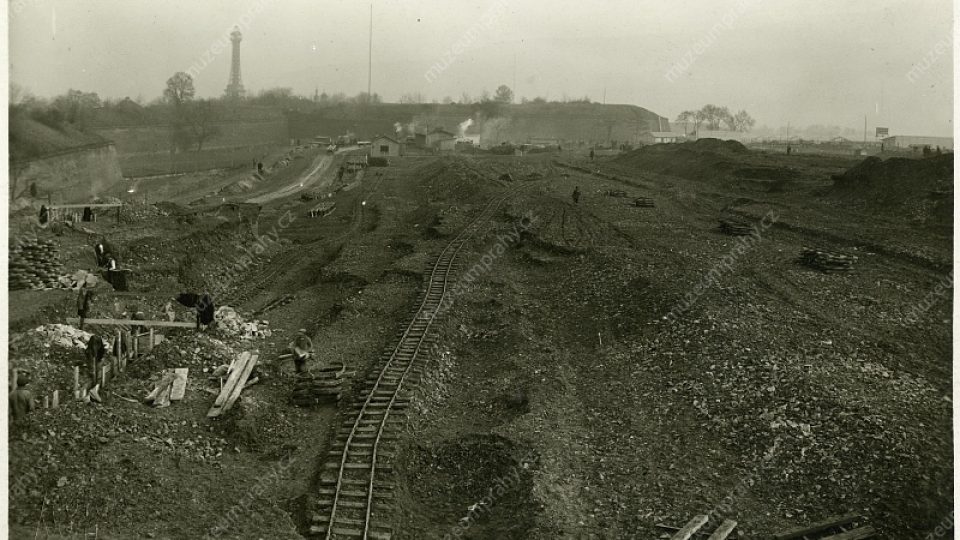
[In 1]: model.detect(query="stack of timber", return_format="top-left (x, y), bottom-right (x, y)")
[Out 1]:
top-left (9, 238), bottom-right (63, 290)
top-left (718, 219), bottom-right (753, 236)
top-left (291, 360), bottom-right (346, 407)
top-left (798, 247), bottom-right (858, 273)
top-left (634, 197), bottom-right (656, 208)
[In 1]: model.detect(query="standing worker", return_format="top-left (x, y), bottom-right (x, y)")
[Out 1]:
top-left (572, 186), bottom-right (581, 205)
top-left (289, 329), bottom-right (314, 373)
top-left (9, 371), bottom-right (36, 427)
top-left (589, 148), bottom-right (595, 161)
top-left (85, 335), bottom-right (106, 382)
top-left (77, 286), bottom-right (94, 330)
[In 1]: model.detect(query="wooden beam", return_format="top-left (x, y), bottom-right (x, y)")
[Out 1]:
top-left (822, 526), bottom-right (877, 540)
top-left (706, 520), bottom-right (738, 540)
top-left (671, 515), bottom-right (709, 540)
top-left (170, 368), bottom-right (188, 401)
top-left (48, 203), bottom-right (122, 209)
top-left (66, 317), bottom-right (195, 328)
top-left (207, 353), bottom-right (258, 418)
top-left (772, 514), bottom-right (862, 540)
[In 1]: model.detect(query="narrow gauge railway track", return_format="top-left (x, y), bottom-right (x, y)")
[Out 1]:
top-left (309, 188), bottom-right (519, 539)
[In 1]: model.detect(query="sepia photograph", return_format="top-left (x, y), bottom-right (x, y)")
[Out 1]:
top-left (4, 1), bottom-right (955, 538)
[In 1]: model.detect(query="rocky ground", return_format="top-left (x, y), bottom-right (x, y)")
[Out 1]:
top-left (7, 147), bottom-right (953, 539)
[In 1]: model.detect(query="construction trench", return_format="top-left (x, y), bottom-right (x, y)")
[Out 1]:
top-left (7, 145), bottom-right (952, 539)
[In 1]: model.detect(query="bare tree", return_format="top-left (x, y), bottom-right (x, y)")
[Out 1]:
top-left (494, 85), bottom-right (514, 104)
top-left (731, 110), bottom-right (756, 132)
top-left (163, 72), bottom-right (195, 108)
top-left (189, 99), bottom-right (222, 151)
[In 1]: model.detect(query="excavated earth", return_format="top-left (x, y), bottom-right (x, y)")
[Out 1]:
top-left (7, 148), bottom-right (952, 539)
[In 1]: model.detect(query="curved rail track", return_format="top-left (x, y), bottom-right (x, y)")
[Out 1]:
top-left (309, 188), bottom-right (518, 539)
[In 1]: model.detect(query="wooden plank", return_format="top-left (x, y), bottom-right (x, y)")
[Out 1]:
top-left (170, 368), bottom-right (189, 401)
top-left (772, 514), bottom-right (862, 540)
top-left (207, 352), bottom-right (258, 418)
top-left (671, 515), bottom-right (709, 540)
top-left (66, 317), bottom-right (196, 328)
top-left (49, 203), bottom-right (122, 209)
top-left (706, 520), bottom-right (738, 540)
top-left (822, 526), bottom-right (877, 540)
top-left (212, 352), bottom-right (250, 408)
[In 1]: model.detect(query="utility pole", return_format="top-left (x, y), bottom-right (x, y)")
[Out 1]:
top-left (512, 52), bottom-right (517, 102)
top-left (367, 3), bottom-right (373, 99)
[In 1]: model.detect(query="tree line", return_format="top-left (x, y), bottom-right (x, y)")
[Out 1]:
top-left (676, 104), bottom-right (756, 133)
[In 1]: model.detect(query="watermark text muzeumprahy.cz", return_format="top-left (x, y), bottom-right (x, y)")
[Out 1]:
top-left (424, 0), bottom-right (510, 83)
top-left (186, 0), bottom-right (278, 80)
top-left (664, 0), bottom-right (754, 83)
top-left (665, 209), bottom-right (778, 322)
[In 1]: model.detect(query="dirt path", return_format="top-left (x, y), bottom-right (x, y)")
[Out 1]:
top-left (246, 146), bottom-right (359, 205)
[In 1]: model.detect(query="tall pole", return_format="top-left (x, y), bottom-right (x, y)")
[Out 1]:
top-left (863, 115), bottom-right (867, 145)
top-left (367, 4), bottom-right (373, 99)
top-left (512, 53), bottom-right (517, 102)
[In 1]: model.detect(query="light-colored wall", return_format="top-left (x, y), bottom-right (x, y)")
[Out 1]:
top-left (10, 144), bottom-right (123, 203)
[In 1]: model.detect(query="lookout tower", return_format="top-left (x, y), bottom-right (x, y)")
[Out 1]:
top-left (224, 27), bottom-right (245, 99)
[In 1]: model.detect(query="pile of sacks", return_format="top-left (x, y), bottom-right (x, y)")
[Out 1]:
top-left (33, 324), bottom-right (106, 349)
top-left (214, 306), bottom-right (272, 340)
top-left (9, 238), bottom-right (64, 290)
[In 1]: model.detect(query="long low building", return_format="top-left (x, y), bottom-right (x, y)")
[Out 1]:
top-left (882, 135), bottom-right (953, 151)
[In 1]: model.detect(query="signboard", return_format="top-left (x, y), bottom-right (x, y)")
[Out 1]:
top-left (876, 127), bottom-right (889, 138)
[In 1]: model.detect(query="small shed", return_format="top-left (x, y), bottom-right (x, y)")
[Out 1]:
top-left (370, 135), bottom-right (402, 157)
top-left (426, 128), bottom-right (456, 148)
top-left (436, 137), bottom-right (456, 153)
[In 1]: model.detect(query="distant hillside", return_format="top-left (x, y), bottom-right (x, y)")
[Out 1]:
top-left (9, 112), bottom-right (108, 162)
top-left (286, 102), bottom-right (669, 145)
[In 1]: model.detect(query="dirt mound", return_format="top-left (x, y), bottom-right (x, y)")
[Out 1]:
top-left (831, 154), bottom-right (953, 224)
top-left (613, 139), bottom-right (806, 191)
top-left (687, 137), bottom-right (748, 154)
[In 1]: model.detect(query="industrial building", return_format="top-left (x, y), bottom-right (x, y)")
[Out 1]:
top-left (640, 131), bottom-right (681, 144)
top-left (881, 135), bottom-right (953, 151)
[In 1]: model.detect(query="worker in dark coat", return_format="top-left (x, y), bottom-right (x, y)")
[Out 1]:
top-left (77, 287), bottom-right (94, 329)
top-left (39, 205), bottom-right (49, 225)
top-left (9, 372), bottom-right (36, 427)
top-left (198, 293), bottom-right (215, 328)
top-left (290, 330), bottom-right (314, 373)
top-left (86, 335), bottom-right (106, 379)
top-left (572, 186), bottom-right (581, 204)
top-left (94, 239), bottom-right (115, 268)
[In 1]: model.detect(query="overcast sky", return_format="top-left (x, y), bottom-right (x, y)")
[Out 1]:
top-left (8, 0), bottom-right (954, 135)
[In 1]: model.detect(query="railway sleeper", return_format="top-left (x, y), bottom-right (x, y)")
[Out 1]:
top-left (316, 488), bottom-right (394, 499)
top-left (307, 524), bottom-right (391, 539)
top-left (319, 478), bottom-right (395, 490)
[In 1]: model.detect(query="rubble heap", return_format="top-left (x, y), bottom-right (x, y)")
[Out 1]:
top-left (214, 306), bottom-right (272, 340)
top-left (32, 324), bottom-right (107, 349)
top-left (9, 238), bottom-right (64, 290)
top-left (58, 269), bottom-right (100, 290)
